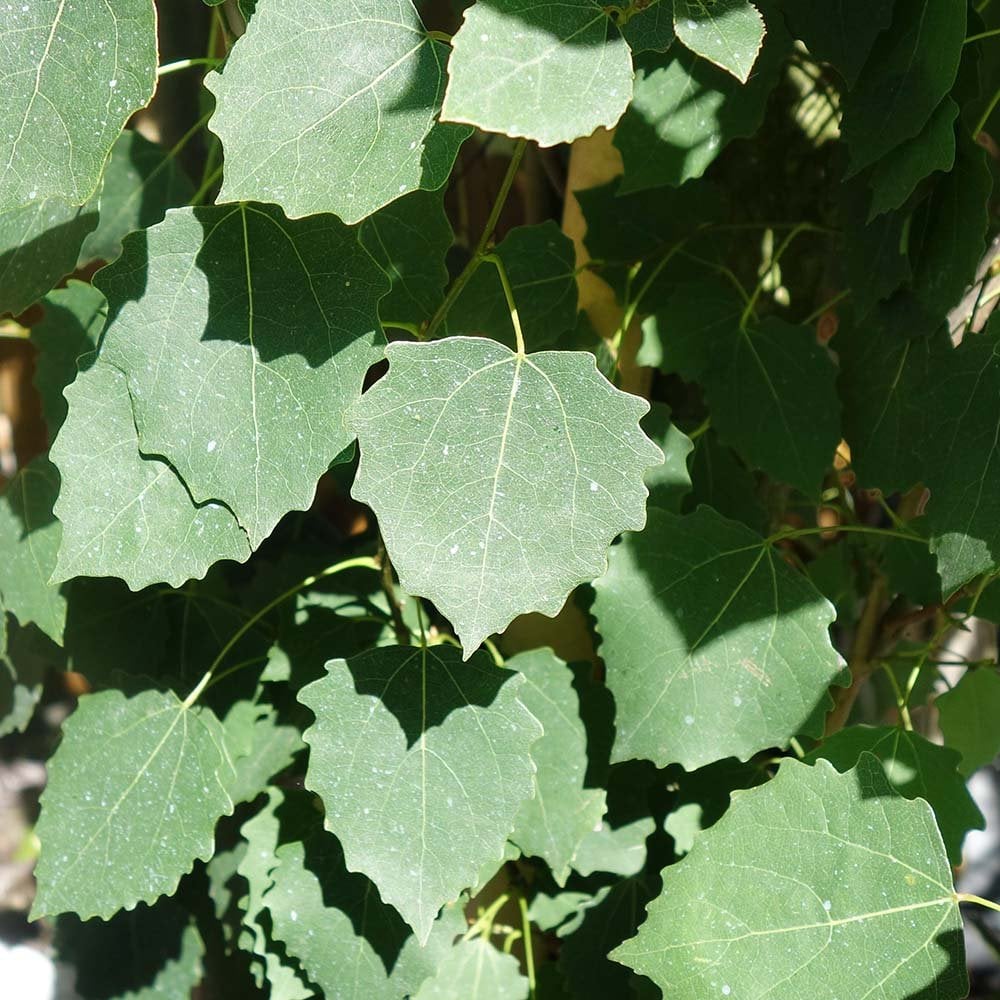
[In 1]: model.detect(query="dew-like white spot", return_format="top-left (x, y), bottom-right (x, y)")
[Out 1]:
top-left (732, 695), bottom-right (742, 707)
top-left (684, 715), bottom-right (694, 726)
top-left (823, 900), bottom-right (832, 911)
top-left (480, 33), bottom-right (489, 41)
top-left (290, 910), bottom-right (298, 921)
top-left (450, 544), bottom-right (459, 555)
top-left (722, 987), bottom-right (731, 997)
top-left (206, 440), bottom-right (217, 453)
top-left (589, 480), bottom-right (599, 492)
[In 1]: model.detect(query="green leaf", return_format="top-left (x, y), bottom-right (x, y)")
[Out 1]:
top-left (805, 725), bottom-right (983, 865)
top-left (30, 280), bottom-right (105, 437)
top-left (909, 133), bottom-right (991, 331)
top-left (937, 669), bottom-right (1000, 776)
top-left (50, 359), bottom-right (252, 588)
top-left (615, 29), bottom-right (783, 191)
top-left (781, 0), bottom-right (892, 87)
top-left (593, 506), bottom-right (843, 769)
top-left (351, 339), bottom-right (661, 653)
top-left (919, 319), bottom-right (1000, 594)
top-left (686, 431), bottom-right (767, 533)
top-left (442, 0), bottom-right (633, 147)
top-left (867, 99), bottom-right (958, 221)
top-left (266, 792), bottom-right (466, 999)
top-left (672, 0), bottom-right (765, 84)
top-left (299, 645), bottom-right (543, 943)
top-left (224, 700), bottom-right (304, 805)
top-left (206, 0), bottom-right (467, 223)
top-left (613, 756), bottom-right (966, 999)
top-left (572, 816), bottom-right (655, 877)
top-left (640, 403), bottom-right (693, 513)
top-left (93, 204), bottom-right (388, 548)
top-left (0, 618), bottom-right (50, 738)
top-left (0, 0), bottom-right (156, 212)
top-left (445, 222), bottom-right (579, 349)
top-left (842, 0), bottom-right (966, 174)
top-left (78, 130), bottom-right (195, 266)
top-left (0, 457), bottom-right (65, 643)
top-left (507, 648), bottom-right (606, 884)
top-left (413, 940), bottom-right (529, 1000)
top-left (0, 195), bottom-right (98, 315)
top-left (650, 283), bottom-right (840, 496)
top-left (32, 688), bottom-right (236, 920)
top-left (619, 0), bottom-right (675, 53)
top-left (56, 899), bottom-right (205, 1000)
top-left (359, 189), bottom-right (453, 331)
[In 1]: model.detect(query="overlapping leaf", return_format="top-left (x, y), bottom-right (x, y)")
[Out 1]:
top-left (93, 204), bottom-right (388, 548)
top-left (299, 645), bottom-right (542, 943)
top-left (351, 338), bottom-right (662, 653)
top-left (593, 506), bottom-right (843, 769)
top-left (445, 222), bottom-right (578, 348)
top-left (413, 940), bottom-right (529, 1000)
top-left (0, 195), bottom-right (98, 316)
top-left (508, 649), bottom-right (606, 883)
top-left (613, 756), bottom-right (967, 999)
top-left (443, 0), bottom-right (633, 146)
top-left (207, 0), bottom-right (467, 223)
top-left (806, 725), bottom-right (983, 864)
top-left (51, 359), bottom-right (252, 588)
top-left (32, 689), bottom-right (236, 920)
top-left (0, 0), bottom-right (156, 211)
top-left (937, 669), bottom-right (1000, 776)
top-left (0, 457), bottom-right (64, 642)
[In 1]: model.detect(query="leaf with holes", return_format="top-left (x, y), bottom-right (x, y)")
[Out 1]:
top-left (442, 0), bottom-right (633, 147)
top-left (92, 204), bottom-right (387, 549)
top-left (31, 688), bottom-right (235, 920)
top-left (206, 0), bottom-right (468, 223)
top-left (0, 0), bottom-right (156, 212)
top-left (613, 756), bottom-right (966, 1000)
top-left (593, 506), bottom-right (843, 769)
top-left (299, 645), bottom-right (542, 943)
top-left (350, 338), bottom-right (662, 654)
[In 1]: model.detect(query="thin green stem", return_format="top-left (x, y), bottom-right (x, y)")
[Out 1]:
top-left (741, 223), bottom-right (811, 328)
top-left (518, 894), bottom-right (536, 998)
top-left (190, 164), bottom-right (224, 206)
top-left (182, 555), bottom-right (379, 708)
top-left (768, 523), bottom-right (927, 545)
top-left (880, 663), bottom-right (914, 730)
top-left (383, 320), bottom-right (422, 337)
top-left (416, 599), bottom-right (428, 649)
top-left (958, 893), bottom-right (1000, 914)
top-left (156, 56), bottom-right (224, 77)
top-left (426, 29), bottom-right (452, 43)
top-left (463, 893), bottom-right (510, 941)
top-left (974, 85), bottom-right (1000, 137)
top-left (965, 26), bottom-right (1000, 44)
top-left (483, 637), bottom-right (505, 666)
top-left (424, 140), bottom-right (528, 340)
top-left (205, 655), bottom-right (269, 692)
top-left (687, 416), bottom-right (712, 441)
top-left (802, 289), bottom-right (850, 327)
top-left (482, 253), bottom-right (526, 354)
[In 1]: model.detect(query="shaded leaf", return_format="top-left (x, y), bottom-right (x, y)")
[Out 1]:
top-left (351, 338), bottom-right (661, 654)
top-left (359, 189), bottom-right (453, 331)
top-left (868, 99), bottom-right (958, 221)
top-left (445, 222), bottom-right (578, 350)
top-left (0, 195), bottom-right (99, 316)
top-left (593, 506), bottom-right (843, 769)
top-left (32, 688), bottom-right (236, 920)
top-left (620, 0), bottom-right (675, 53)
top-left (615, 35), bottom-right (782, 192)
top-left (50, 359), bottom-right (251, 588)
top-left (573, 817), bottom-right (655, 877)
top-left (94, 204), bottom-right (387, 548)
top-left (672, 0), bottom-right (765, 83)
top-left (640, 403), bottom-right (693, 513)
top-left (0, 457), bottom-right (65, 643)
top-left (207, 0), bottom-right (466, 223)
top-left (443, 0), bottom-right (633, 147)
top-left (508, 648), bottom-right (606, 884)
top-left (30, 280), bottom-right (105, 437)
top-left (685, 430), bottom-right (767, 533)
top-left (805, 725), bottom-right (983, 864)
top-left (613, 756), bottom-right (966, 999)
top-left (0, 0), bottom-right (156, 211)
top-left (299, 645), bottom-right (542, 943)
top-left (842, 0), bottom-right (966, 174)
top-left (78, 130), bottom-right (195, 266)
top-left (937, 669), bottom-right (1000, 776)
